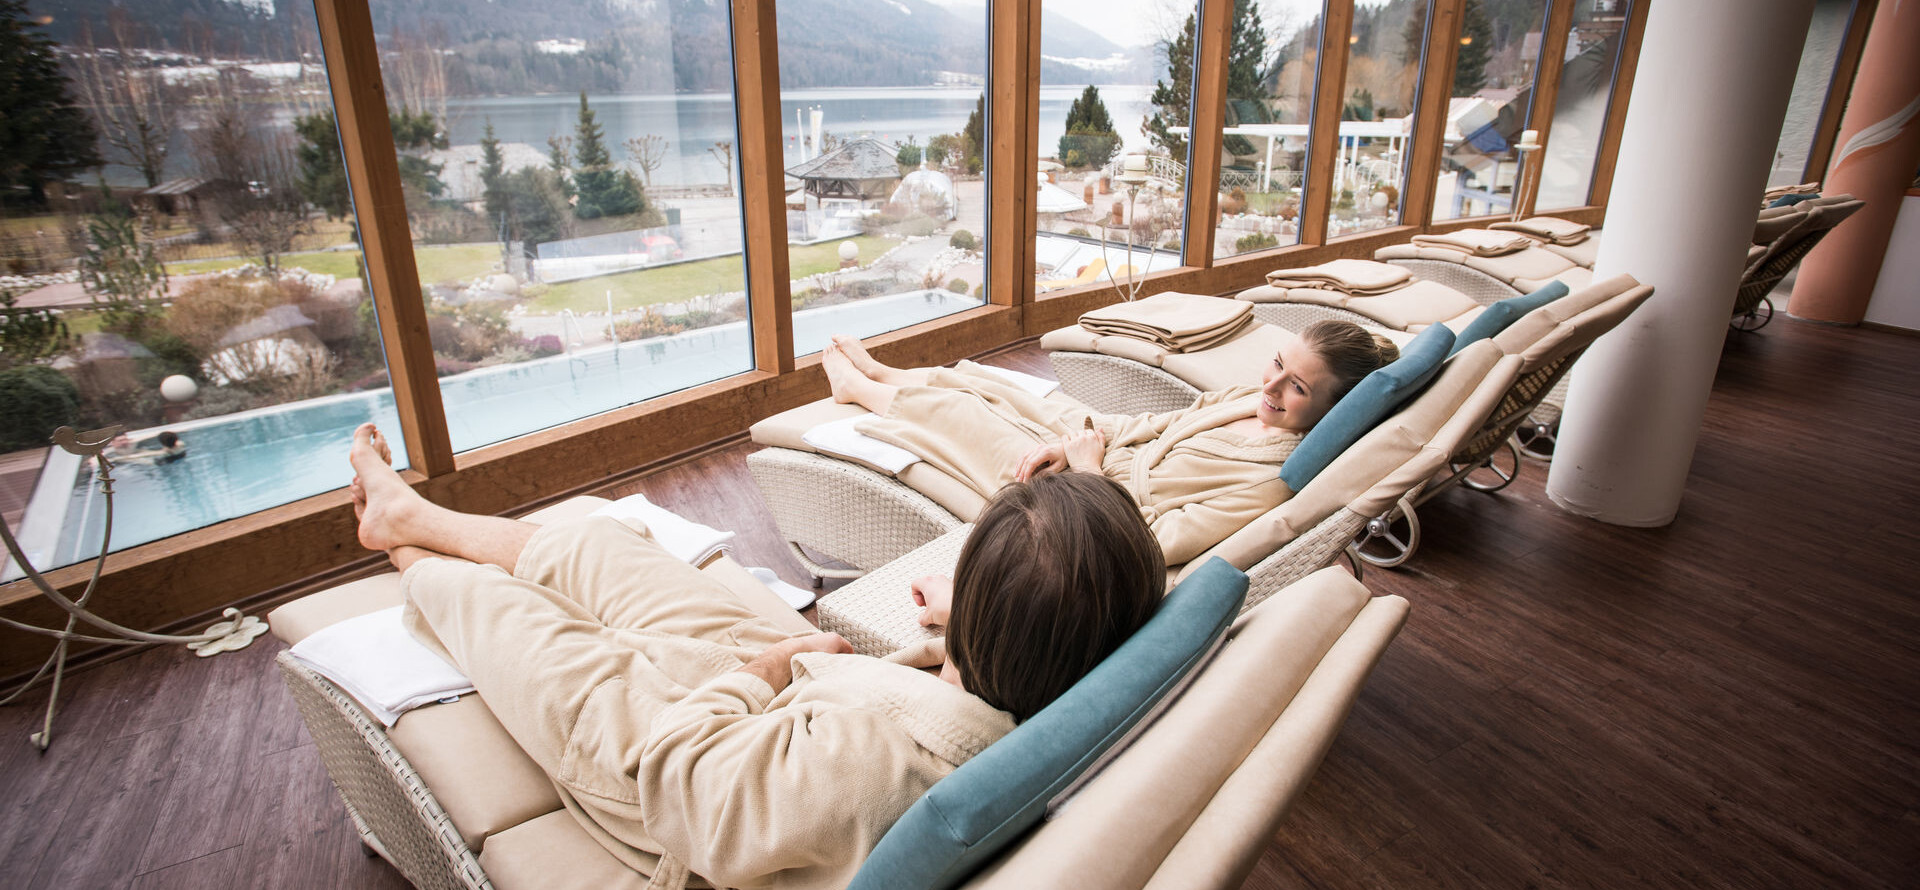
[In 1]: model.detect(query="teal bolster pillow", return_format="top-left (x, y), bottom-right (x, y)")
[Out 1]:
top-left (1769, 192), bottom-right (1819, 208)
top-left (1448, 279), bottom-right (1569, 357)
top-left (1279, 323), bottom-right (1456, 492)
top-left (847, 557), bottom-right (1250, 890)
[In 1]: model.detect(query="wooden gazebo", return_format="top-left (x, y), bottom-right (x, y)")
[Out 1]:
top-left (786, 138), bottom-right (903, 202)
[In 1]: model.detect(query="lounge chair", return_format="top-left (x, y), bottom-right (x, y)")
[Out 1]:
top-left (1490, 216), bottom-right (1602, 267)
top-left (1037, 257), bottom-right (1138, 291)
top-left (270, 496), bottom-right (1409, 890)
top-left (1731, 193), bottom-right (1863, 332)
top-left (1374, 228), bottom-right (1594, 303)
top-left (1042, 275), bottom-right (1655, 566)
top-left (746, 337), bottom-right (1520, 596)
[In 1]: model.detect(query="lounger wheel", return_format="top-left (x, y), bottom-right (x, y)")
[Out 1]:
top-left (1730, 297), bottom-right (1773, 332)
top-left (1457, 439), bottom-right (1521, 493)
top-left (1353, 501), bottom-right (1420, 569)
top-left (1515, 422), bottom-right (1556, 462)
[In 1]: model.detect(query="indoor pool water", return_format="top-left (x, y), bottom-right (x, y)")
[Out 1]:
top-left (8, 291), bottom-right (980, 578)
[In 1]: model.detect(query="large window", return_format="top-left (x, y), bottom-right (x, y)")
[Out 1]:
top-left (1212, 1), bottom-right (1321, 260)
top-left (1534, 0), bottom-right (1631, 210)
top-left (775, 0), bottom-right (987, 356)
top-left (1767, 0), bottom-right (1855, 188)
top-left (1329, 0), bottom-right (1429, 237)
top-left (2, 1), bottom-right (388, 575)
top-left (1432, 0), bottom-right (1551, 221)
top-left (1035, 0), bottom-right (1191, 295)
top-left (369, 2), bottom-right (754, 452)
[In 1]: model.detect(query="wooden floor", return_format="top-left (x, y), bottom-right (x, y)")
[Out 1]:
top-left (2, 318), bottom-right (1915, 889)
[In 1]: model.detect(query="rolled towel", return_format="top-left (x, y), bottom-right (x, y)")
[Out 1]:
top-left (1409, 229), bottom-right (1535, 257)
top-left (1263, 258), bottom-right (1412, 295)
top-left (1490, 217), bottom-right (1591, 245)
top-left (1079, 291), bottom-right (1254, 352)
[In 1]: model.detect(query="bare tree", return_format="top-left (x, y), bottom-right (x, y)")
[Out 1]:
top-left (707, 140), bottom-right (734, 196)
top-left (383, 26), bottom-right (450, 127)
top-left (71, 12), bottom-right (178, 188)
top-left (623, 135), bottom-right (668, 187)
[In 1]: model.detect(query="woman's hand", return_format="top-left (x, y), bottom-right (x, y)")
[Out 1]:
top-left (1016, 441), bottom-right (1067, 482)
top-left (911, 575), bottom-right (954, 627)
top-left (1062, 428), bottom-right (1107, 473)
top-left (739, 632), bottom-right (853, 693)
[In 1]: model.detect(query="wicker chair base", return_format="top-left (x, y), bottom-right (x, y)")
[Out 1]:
top-left (1246, 302), bottom-right (1383, 332)
top-left (1048, 352), bottom-right (1199, 415)
top-left (276, 652), bottom-right (491, 890)
top-left (1382, 258), bottom-right (1522, 305)
top-left (746, 447), bottom-right (965, 583)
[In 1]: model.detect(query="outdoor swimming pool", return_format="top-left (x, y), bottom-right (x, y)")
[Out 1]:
top-left (6, 290), bottom-right (981, 578)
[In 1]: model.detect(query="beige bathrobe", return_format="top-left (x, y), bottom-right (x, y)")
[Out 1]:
top-left (858, 362), bottom-right (1300, 566)
top-left (402, 516), bottom-right (1014, 890)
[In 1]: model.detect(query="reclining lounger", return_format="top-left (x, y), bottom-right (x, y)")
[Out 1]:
top-left (746, 340), bottom-right (1519, 600)
top-left (270, 495), bottom-right (1410, 890)
top-left (1374, 232), bottom-right (1594, 303)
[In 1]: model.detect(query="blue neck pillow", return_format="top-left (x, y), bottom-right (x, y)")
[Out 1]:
top-left (1768, 191), bottom-right (1819, 208)
top-left (847, 557), bottom-right (1250, 890)
top-left (1448, 279), bottom-right (1569, 357)
top-left (1279, 323), bottom-right (1456, 492)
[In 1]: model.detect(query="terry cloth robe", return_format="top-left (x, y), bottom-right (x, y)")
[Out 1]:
top-left (857, 361), bottom-right (1301, 566)
top-left (401, 515), bottom-right (1014, 890)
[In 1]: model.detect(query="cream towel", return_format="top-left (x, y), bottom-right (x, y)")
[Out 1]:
top-left (1409, 229), bottom-right (1534, 257)
top-left (1079, 292), bottom-right (1254, 352)
top-left (1263, 258), bottom-right (1412, 295)
top-left (1490, 217), bottom-right (1591, 245)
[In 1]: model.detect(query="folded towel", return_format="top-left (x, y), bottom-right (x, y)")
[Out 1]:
top-left (592, 493), bottom-right (736, 566)
top-left (1079, 292), bottom-right (1254, 351)
top-left (289, 606), bottom-right (474, 727)
top-left (804, 413), bottom-right (922, 474)
top-left (1490, 217), bottom-right (1591, 245)
top-left (1409, 229), bottom-right (1534, 257)
top-left (1263, 258), bottom-right (1413, 295)
top-left (976, 364), bottom-right (1061, 398)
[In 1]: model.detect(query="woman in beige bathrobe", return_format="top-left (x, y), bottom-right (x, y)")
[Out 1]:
top-left (822, 323), bottom-right (1398, 566)
top-left (345, 425), bottom-right (1162, 890)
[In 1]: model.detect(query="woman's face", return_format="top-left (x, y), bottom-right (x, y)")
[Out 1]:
top-left (1257, 337), bottom-right (1340, 432)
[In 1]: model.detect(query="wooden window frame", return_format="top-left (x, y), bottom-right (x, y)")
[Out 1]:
top-left (0, 0), bottom-right (1650, 681)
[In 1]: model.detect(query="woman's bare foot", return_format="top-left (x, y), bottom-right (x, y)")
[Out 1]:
top-left (350, 423), bottom-right (424, 553)
top-left (830, 334), bottom-right (894, 381)
top-left (821, 343), bottom-right (863, 404)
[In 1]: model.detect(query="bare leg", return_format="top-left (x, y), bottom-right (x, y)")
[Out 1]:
top-left (351, 423), bottom-right (537, 571)
top-left (821, 344), bottom-right (900, 415)
top-left (830, 334), bottom-right (931, 386)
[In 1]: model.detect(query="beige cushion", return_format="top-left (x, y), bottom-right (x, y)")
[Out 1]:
top-left (1410, 229), bottom-right (1534, 257)
top-left (1462, 245), bottom-right (1580, 286)
top-left (388, 696), bottom-right (565, 852)
top-left (478, 811), bottom-right (648, 890)
top-left (1238, 279), bottom-right (1481, 331)
top-left (1492, 273), bottom-right (1638, 357)
top-left (1490, 216), bottom-right (1592, 244)
top-left (1753, 206), bottom-right (1806, 244)
top-left (269, 574), bottom-right (407, 645)
top-left (1541, 233), bottom-right (1600, 267)
top-left (1513, 264), bottom-right (1594, 295)
top-left (1519, 281), bottom-right (1656, 370)
top-left (1036, 323), bottom-right (1176, 367)
top-left (1159, 324), bottom-right (1297, 394)
top-left (748, 398), bottom-right (869, 452)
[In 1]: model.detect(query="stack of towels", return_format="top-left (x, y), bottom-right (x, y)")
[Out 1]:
top-left (1079, 291), bottom-right (1255, 352)
top-left (1264, 258), bottom-right (1413, 295)
top-left (1408, 229), bottom-right (1536, 257)
top-left (287, 494), bottom-right (739, 726)
top-left (1491, 217), bottom-right (1592, 246)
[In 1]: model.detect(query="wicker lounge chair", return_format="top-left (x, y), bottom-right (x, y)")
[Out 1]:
top-left (1375, 231), bottom-right (1594, 303)
top-left (1042, 276), bottom-right (1653, 567)
top-left (746, 340), bottom-right (1519, 598)
top-left (271, 496), bottom-right (1410, 890)
top-left (1731, 194), bottom-right (1863, 332)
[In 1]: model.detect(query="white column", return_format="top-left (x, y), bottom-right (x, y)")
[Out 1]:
top-left (1546, 0), bottom-right (1815, 527)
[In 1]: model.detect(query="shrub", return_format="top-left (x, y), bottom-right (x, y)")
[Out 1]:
top-left (1067, 227), bottom-right (1091, 237)
top-left (972, 283), bottom-right (985, 299)
top-left (0, 365), bottom-right (81, 451)
top-left (526, 335), bottom-right (563, 358)
top-left (946, 279), bottom-right (969, 294)
top-left (166, 272), bottom-right (321, 361)
top-left (949, 229), bottom-right (977, 251)
top-left (425, 303), bottom-right (517, 363)
top-left (1235, 232), bottom-right (1280, 254)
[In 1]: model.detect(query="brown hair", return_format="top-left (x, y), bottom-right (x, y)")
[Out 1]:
top-left (1299, 320), bottom-right (1400, 402)
top-left (945, 473), bottom-right (1164, 721)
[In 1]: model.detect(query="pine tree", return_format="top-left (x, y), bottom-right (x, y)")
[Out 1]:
top-left (1143, 14), bottom-right (1195, 158)
top-left (1059, 85), bottom-right (1118, 169)
top-left (1454, 0), bottom-right (1493, 95)
top-left (479, 121), bottom-right (507, 221)
top-left (0, 0), bottom-right (102, 206)
top-left (389, 106), bottom-right (448, 200)
top-left (294, 110), bottom-right (353, 221)
top-left (570, 92), bottom-right (644, 219)
top-left (961, 94), bottom-right (985, 176)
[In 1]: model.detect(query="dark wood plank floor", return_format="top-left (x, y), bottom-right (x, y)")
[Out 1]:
top-left (1, 319), bottom-right (1914, 889)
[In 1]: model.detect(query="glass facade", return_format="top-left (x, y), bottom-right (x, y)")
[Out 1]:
top-left (2, 1), bottom-right (386, 574)
top-left (370, 1), bottom-right (754, 452)
top-left (1212, 1), bottom-right (1322, 260)
top-left (1432, 0), bottom-right (1551, 221)
top-left (776, 1), bottom-right (987, 355)
top-left (1534, 0), bottom-right (1631, 210)
top-left (1329, 0), bottom-right (1430, 237)
top-left (1767, 0), bottom-right (1855, 188)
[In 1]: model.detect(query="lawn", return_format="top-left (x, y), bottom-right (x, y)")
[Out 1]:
top-left (165, 243), bottom-right (500, 287)
top-left (529, 236), bottom-right (892, 313)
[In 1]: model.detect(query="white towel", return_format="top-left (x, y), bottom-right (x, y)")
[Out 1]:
top-left (977, 364), bottom-right (1062, 398)
top-left (288, 606), bottom-right (473, 727)
top-left (591, 493), bottom-right (736, 566)
top-left (803, 413), bottom-right (923, 474)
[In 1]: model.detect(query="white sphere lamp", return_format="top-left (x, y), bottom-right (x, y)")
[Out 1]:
top-left (837, 240), bottom-right (859, 262)
top-left (160, 375), bottom-right (199, 403)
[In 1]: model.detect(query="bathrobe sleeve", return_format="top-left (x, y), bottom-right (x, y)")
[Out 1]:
top-left (1140, 474), bottom-right (1293, 566)
top-left (636, 671), bottom-right (956, 889)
